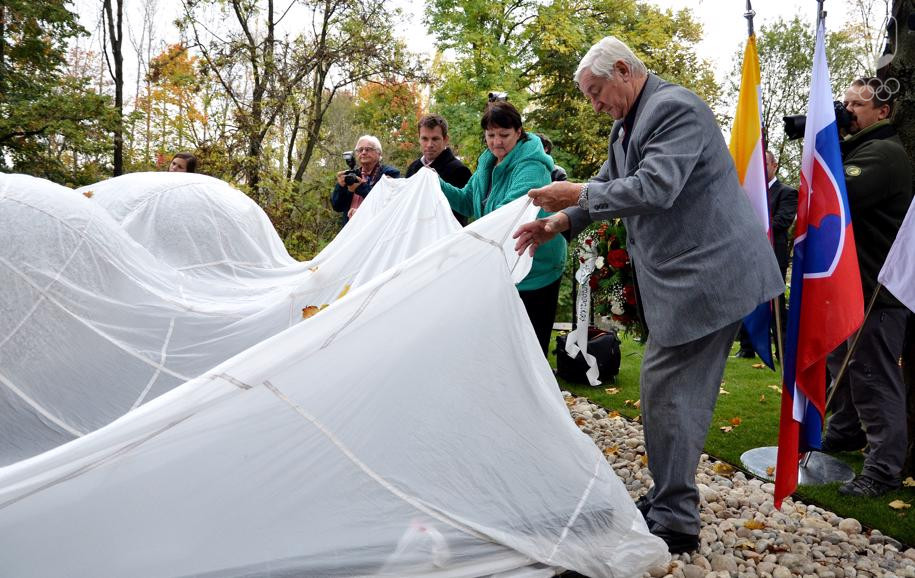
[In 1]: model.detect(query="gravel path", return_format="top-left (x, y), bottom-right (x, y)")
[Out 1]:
top-left (564, 393), bottom-right (915, 578)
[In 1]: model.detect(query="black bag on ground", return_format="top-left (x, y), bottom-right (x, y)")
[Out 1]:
top-left (555, 327), bottom-right (621, 385)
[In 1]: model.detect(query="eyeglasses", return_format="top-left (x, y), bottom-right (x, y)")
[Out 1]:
top-left (354, 147), bottom-right (379, 153)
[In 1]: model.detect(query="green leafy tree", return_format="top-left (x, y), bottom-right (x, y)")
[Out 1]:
top-left (426, 0), bottom-right (717, 177)
top-left (0, 0), bottom-right (115, 185)
top-left (526, 0), bottom-right (717, 179)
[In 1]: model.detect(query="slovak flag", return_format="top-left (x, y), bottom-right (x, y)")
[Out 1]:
top-left (773, 16), bottom-right (864, 508)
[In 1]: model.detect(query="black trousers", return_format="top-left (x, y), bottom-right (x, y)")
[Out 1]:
top-left (826, 306), bottom-right (909, 484)
top-left (518, 277), bottom-right (562, 356)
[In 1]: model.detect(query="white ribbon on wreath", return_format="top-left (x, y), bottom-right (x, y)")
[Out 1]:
top-left (566, 242), bottom-right (602, 386)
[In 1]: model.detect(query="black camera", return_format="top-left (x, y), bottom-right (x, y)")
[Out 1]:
top-left (341, 151), bottom-right (361, 186)
top-left (783, 101), bottom-right (855, 140)
top-left (488, 91), bottom-right (508, 102)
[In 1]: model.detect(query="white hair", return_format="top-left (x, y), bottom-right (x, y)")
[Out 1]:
top-left (355, 135), bottom-right (383, 154)
top-left (574, 36), bottom-right (647, 84)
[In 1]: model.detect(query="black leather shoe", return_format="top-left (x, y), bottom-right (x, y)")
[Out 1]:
top-left (647, 519), bottom-right (699, 554)
top-left (734, 349), bottom-right (756, 359)
top-left (635, 495), bottom-right (651, 518)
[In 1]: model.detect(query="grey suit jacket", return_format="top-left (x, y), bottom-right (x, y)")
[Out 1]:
top-left (564, 74), bottom-right (784, 347)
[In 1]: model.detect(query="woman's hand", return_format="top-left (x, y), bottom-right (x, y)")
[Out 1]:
top-left (513, 213), bottom-right (570, 256)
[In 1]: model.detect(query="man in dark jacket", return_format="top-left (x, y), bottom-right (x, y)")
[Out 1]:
top-left (331, 135), bottom-right (400, 226)
top-left (405, 115), bottom-right (472, 226)
top-left (822, 77), bottom-right (913, 498)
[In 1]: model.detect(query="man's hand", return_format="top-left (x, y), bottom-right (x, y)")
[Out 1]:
top-left (513, 213), bottom-right (570, 256)
top-left (528, 181), bottom-right (582, 212)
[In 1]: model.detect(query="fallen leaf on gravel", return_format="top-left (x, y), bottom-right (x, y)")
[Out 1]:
top-left (766, 466), bottom-right (775, 476)
top-left (720, 426), bottom-right (733, 433)
top-left (736, 540), bottom-right (755, 549)
top-left (604, 387), bottom-right (620, 395)
top-left (730, 417), bottom-right (742, 426)
top-left (712, 462), bottom-right (735, 475)
top-left (744, 520), bottom-right (766, 530)
top-left (888, 500), bottom-right (911, 510)
top-left (633, 415), bottom-right (642, 423)
top-left (903, 477), bottom-right (915, 487)
top-left (639, 454), bottom-right (649, 466)
top-left (603, 446), bottom-right (618, 456)
top-left (608, 411), bottom-right (620, 418)
top-left (574, 417), bottom-right (586, 426)
top-left (752, 363), bottom-right (766, 369)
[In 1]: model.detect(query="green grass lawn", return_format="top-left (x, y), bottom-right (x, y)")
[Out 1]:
top-left (551, 331), bottom-right (915, 547)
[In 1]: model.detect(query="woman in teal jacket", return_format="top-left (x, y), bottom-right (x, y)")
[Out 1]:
top-left (439, 101), bottom-right (567, 354)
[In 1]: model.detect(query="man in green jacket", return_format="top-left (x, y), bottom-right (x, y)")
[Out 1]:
top-left (823, 77), bottom-right (913, 497)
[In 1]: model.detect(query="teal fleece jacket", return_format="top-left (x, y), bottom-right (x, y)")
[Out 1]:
top-left (439, 134), bottom-right (567, 291)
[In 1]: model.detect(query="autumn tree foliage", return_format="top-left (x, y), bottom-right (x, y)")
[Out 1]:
top-left (0, 0), bottom-right (114, 185)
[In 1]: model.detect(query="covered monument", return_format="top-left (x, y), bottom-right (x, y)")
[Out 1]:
top-left (0, 170), bottom-right (667, 576)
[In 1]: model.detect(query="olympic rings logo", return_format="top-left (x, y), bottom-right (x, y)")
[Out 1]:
top-left (846, 77), bottom-right (901, 103)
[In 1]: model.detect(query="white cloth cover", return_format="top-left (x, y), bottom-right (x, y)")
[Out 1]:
top-left (0, 170), bottom-right (668, 577)
top-left (878, 194), bottom-right (915, 313)
top-left (0, 170), bottom-right (496, 464)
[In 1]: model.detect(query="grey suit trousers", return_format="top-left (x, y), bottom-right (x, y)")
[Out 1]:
top-left (641, 320), bottom-right (740, 535)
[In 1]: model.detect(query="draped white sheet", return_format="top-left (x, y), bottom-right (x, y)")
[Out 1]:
top-left (0, 170), bottom-right (667, 577)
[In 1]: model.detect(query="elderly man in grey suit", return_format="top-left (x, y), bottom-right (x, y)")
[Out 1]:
top-left (514, 36), bottom-right (784, 553)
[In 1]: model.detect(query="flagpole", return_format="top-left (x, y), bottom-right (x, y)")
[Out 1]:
top-left (745, 0), bottom-right (786, 373)
top-left (744, 0), bottom-right (755, 36)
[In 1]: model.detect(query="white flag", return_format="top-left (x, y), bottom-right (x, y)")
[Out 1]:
top-left (878, 195), bottom-right (915, 312)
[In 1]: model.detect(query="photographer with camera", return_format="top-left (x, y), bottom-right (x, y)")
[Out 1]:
top-left (819, 77), bottom-right (913, 498)
top-left (330, 135), bottom-right (400, 226)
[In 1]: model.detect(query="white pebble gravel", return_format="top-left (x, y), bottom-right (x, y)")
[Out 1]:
top-left (563, 393), bottom-right (915, 578)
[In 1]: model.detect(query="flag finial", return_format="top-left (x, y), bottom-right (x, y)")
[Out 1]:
top-left (744, 1), bottom-right (756, 37)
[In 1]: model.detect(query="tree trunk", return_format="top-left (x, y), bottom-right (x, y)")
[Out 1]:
top-left (104, 0), bottom-right (124, 176)
top-left (886, 0), bottom-right (914, 476)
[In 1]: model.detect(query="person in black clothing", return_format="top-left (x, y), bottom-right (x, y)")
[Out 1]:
top-left (331, 135), bottom-right (400, 226)
top-left (821, 77), bottom-right (913, 498)
top-left (405, 115), bottom-right (472, 226)
top-left (536, 133), bottom-right (568, 182)
top-left (734, 150), bottom-right (797, 359)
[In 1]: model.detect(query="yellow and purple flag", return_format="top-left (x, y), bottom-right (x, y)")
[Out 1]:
top-left (729, 33), bottom-right (775, 368)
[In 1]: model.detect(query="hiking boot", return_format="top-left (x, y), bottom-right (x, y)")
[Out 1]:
top-left (838, 475), bottom-right (898, 498)
top-left (647, 519), bottom-right (699, 554)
